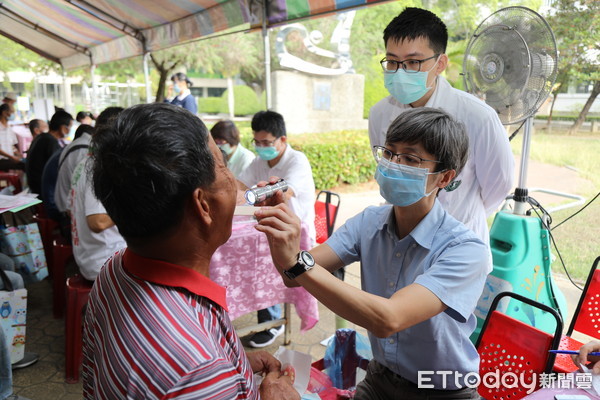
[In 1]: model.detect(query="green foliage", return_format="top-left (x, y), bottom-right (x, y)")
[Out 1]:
top-left (535, 114), bottom-right (600, 122)
top-left (222, 85), bottom-right (262, 116)
top-left (198, 97), bottom-right (225, 114)
top-left (288, 130), bottom-right (376, 190)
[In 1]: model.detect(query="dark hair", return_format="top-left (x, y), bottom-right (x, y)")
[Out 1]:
top-left (49, 110), bottom-right (74, 132)
top-left (74, 124), bottom-right (94, 140)
top-left (76, 111), bottom-right (94, 122)
top-left (383, 7), bottom-right (448, 55)
top-left (210, 120), bottom-right (240, 146)
top-left (251, 110), bottom-right (286, 138)
top-left (91, 103), bottom-right (215, 241)
top-left (171, 72), bottom-right (193, 88)
top-left (386, 107), bottom-right (468, 175)
top-left (94, 107), bottom-right (124, 134)
top-left (0, 104), bottom-right (9, 114)
top-left (28, 119), bottom-right (43, 135)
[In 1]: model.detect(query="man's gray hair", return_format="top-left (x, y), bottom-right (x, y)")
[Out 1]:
top-left (386, 107), bottom-right (469, 175)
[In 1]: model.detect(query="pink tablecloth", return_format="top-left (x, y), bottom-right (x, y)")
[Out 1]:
top-left (209, 216), bottom-right (318, 332)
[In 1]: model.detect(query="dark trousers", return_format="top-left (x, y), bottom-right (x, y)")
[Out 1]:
top-left (354, 360), bottom-right (481, 400)
top-left (0, 159), bottom-right (24, 171)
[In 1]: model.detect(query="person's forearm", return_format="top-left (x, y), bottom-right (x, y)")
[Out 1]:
top-left (293, 264), bottom-right (410, 337)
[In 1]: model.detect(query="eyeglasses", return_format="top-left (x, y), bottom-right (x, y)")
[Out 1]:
top-left (380, 54), bottom-right (439, 74)
top-left (252, 138), bottom-right (278, 147)
top-left (373, 146), bottom-right (440, 168)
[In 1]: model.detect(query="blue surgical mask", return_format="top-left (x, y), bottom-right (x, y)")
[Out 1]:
top-left (173, 85), bottom-right (181, 95)
top-left (218, 143), bottom-right (234, 156)
top-left (384, 59), bottom-right (438, 105)
top-left (8, 113), bottom-right (15, 121)
top-left (375, 159), bottom-right (438, 207)
top-left (255, 145), bottom-right (279, 161)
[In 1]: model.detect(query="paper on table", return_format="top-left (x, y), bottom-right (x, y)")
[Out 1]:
top-left (0, 193), bottom-right (41, 214)
top-left (274, 347), bottom-right (312, 395)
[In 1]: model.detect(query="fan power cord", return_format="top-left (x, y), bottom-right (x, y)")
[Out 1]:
top-left (552, 190), bottom-right (600, 231)
top-left (526, 196), bottom-right (584, 292)
top-left (508, 119), bottom-right (527, 142)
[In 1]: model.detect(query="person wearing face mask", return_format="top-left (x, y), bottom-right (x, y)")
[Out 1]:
top-left (210, 120), bottom-right (254, 180)
top-left (0, 104), bottom-right (24, 172)
top-left (369, 8), bottom-right (514, 274)
top-left (256, 108), bottom-right (488, 399)
top-left (25, 110), bottom-right (72, 195)
top-left (164, 72), bottom-right (197, 115)
top-left (237, 110), bottom-right (316, 348)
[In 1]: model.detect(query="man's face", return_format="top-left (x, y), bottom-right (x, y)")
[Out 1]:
top-left (252, 130), bottom-right (286, 153)
top-left (59, 120), bottom-right (73, 138)
top-left (206, 135), bottom-right (237, 244)
top-left (385, 36), bottom-right (443, 90)
top-left (385, 141), bottom-right (444, 192)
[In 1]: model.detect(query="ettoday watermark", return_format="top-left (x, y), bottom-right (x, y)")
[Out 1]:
top-left (418, 370), bottom-right (593, 394)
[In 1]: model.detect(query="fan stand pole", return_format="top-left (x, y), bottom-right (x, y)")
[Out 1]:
top-left (513, 117), bottom-right (533, 216)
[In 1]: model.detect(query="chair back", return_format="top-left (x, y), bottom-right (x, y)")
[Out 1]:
top-left (476, 292), bottom-right (563, 400)
top-left (568, 256), bottom-right (600, 338)
top-left (0, 172), bottom-right (22, 194)
top-left (314, 191), bottom-right (340, 244)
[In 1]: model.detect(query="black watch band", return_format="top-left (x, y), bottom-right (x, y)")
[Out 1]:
top-left (283, 250), bottom-right (315, 279)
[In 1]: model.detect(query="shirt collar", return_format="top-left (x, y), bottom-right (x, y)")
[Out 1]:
top-left (380, 200), bottom-right (445, 250)
top-left (122, 248), bottom-right (228, 311)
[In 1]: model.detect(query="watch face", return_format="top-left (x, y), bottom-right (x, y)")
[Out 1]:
top-left (300, 251), bottom-right (315, 266)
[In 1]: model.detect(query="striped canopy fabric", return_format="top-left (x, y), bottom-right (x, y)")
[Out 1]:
top-left (0, 0), bottom-right (388, 69)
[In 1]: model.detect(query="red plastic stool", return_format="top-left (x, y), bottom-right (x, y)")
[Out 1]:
top-left (0, 172), bottom-right (22, 194)
top-left (65, 274), bottom-right (93, 384)
top-left (53, 237), bottom-right (73, 319)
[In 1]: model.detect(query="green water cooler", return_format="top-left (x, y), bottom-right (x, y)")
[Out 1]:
top-left (471, 206), bottom-right (568, 343)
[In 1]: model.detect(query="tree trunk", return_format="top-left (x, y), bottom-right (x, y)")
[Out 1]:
top-left (569, 81), bottom-right (600, 134)
top-left (154, 68), bottom-right (169, 103)
top-left (227, 76), bottom-right (234, 118)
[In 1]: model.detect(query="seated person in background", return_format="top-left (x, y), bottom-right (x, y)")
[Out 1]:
top-left (237, 110), bottom-right (316, 348)
top-left (70, 109), bottom-right (126, 281)
top-left (575, 340), bottom-right (600, 374)
top-left (76, 111), bottom-right (95, 127)
top-left (55, 120), bottom-right (98, 215)
top-left (28, 119), bottom-right (48, 140)
top-left (256, 108), bottom-right (488, 400)
top-left (210, 120), bottom-right (254, 179)
top-left (41, 124), bottom-right (95, 223)
top-left (0, 104), bottom-right (24, 171)
top-left (82, 103), bottom-right (298, 400)
top-left (26, 110), bottom-right (73, 195)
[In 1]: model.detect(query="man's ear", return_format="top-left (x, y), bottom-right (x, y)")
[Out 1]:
top-left (437, 169), bottom-right (456, 188)
top-left (192, 187), bottom-right (212, 227)
top-left (435, 53), bottom-right (449, 75)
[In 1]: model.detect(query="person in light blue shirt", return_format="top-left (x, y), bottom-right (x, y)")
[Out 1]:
top-left (255, 107), bottom-right (488, 399)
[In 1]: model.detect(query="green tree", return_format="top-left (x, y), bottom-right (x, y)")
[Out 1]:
top-left (0, 37), bottom-right (54, 92)
top-left (547, 0), bottom-right (600, 133)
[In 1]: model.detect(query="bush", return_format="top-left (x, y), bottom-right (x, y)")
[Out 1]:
top-left (221, 85), bottom-right (262, 116)
top-left (238, 128), bottom-right (375, 190)
top-left (289, 130), bottom-right (376, 190)
top-left (198, 97), bottom-right (224, 114)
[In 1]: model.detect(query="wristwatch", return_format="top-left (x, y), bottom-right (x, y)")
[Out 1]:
top-left (283, 251), bottom-right (315, 280)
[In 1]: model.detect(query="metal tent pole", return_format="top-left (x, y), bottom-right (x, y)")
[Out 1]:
top-left (90, 64), bottom-right (98, 114)
top-left (262, 5), bottom-right (272, 110)
top-left (143, 52), bottom-right (152, 103)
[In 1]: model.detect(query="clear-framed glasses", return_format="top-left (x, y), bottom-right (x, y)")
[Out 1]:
top-left (380, 54), bottom-right (439, 74)
top-left (252, 138), bottom-right (278, 147)
top-left (373, 146), bottom-right (440, 168)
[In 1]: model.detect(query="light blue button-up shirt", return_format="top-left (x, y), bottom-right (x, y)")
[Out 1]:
top-left (326, 200), bottom-right (488, 389)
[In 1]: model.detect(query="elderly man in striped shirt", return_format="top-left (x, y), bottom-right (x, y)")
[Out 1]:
top-left (81, 103), bottom-right (299, 400)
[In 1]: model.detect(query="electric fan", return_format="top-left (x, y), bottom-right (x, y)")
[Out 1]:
top-left (463, 6), bottom-right (567, 341)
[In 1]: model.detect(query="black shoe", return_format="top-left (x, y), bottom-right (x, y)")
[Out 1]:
top-left (248, 326), bottom-right (285, 348)
top-left (11, 352), bottom-right (39, 370)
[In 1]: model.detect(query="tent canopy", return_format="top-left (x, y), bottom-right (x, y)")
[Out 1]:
top-left (0, 0), bottom-right (387, 70)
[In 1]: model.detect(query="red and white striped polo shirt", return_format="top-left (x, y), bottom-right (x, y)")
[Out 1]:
top-left (82, 248), bottom-right (258, 399)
